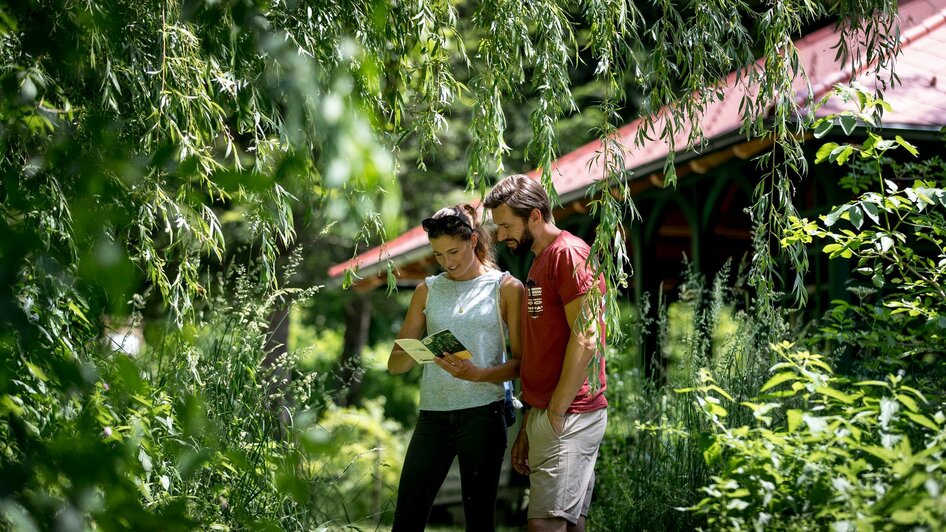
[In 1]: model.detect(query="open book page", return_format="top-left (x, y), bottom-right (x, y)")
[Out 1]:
top-left (395, 329), bottom-right (472, 364)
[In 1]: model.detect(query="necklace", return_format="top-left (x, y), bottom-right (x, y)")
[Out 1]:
top-left (453, 280), bottom-right (476, 314)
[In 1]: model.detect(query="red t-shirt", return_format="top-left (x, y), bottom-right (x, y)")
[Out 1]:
top-left (521, 230), bottom-right (607, 412)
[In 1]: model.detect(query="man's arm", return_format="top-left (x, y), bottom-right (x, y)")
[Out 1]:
top-left (546, 293), bottom-right (599, 434)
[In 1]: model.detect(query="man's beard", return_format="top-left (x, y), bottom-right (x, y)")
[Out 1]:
top-left (507, 227), bottom-right (535, 257)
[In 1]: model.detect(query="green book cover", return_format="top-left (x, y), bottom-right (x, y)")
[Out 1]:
top-left (395, 329), bottom-right (472, 364)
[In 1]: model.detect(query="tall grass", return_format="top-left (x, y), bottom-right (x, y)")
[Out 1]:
top-left (594, 260), bottom-right (774, 531)
top-left (125, 255), bottom-right (404, 529)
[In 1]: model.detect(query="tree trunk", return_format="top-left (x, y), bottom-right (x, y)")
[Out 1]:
top-left (334, 294), bottom-right (372, 406)
top-left (263, 305), bottom-right (291, 435)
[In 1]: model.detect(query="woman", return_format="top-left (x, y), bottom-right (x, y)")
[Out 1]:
top-left (388, 204), bottom-right (523, 532)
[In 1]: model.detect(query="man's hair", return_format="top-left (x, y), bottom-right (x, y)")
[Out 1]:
top-left (483, 174), bottom-right (552, 222)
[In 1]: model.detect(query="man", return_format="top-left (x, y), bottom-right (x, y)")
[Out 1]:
top-left (484, 174), bottom-right (608, 532)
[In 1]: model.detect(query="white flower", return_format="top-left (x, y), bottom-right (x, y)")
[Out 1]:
top-left (833, 521), bottom-right (855, 532)
top-left (879, 397), bottom-right (899, 430)
top-left (803, 413), bottom-right (828, 435)
top-left (832, 476), bottom-right (852, 494)
top-left (755, 512), bottom-right (771, 532)
top-left (925, 479), bottom-right (940, 497)
top-left (726, 499), bottom-right (750, 511)
top-left (881, 432), bottom-right (902, 450)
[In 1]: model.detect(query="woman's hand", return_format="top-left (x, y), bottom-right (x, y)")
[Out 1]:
top-left (433, 352), bottom-right (482, 382)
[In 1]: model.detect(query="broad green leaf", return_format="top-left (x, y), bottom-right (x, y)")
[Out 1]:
top-left (816, 142), bottom-right (839, 164)
top-left (815, 386), bottom-right (856, 404)
top-left (813, 119), bottom-right (833, 138)
top-left (707, 403), bottom-right (728, 418)
top-left (703, 438), bottom-right (723, 465)
top-left (847, 205), bottom-right (864, 229)
top-left (861, 201), bottom-right (880, 224)
top-left (787, 409), bottom-right (803, 432)
top-left (904, 412), bottom-right (938, 431)
top-left (25, 362), bottom-right (48, 382)
top-left (704, 384), bottom-right (734, 402)
top-left (863, 445), bottom-right (896, 462)
top-left (807, 358), bottom-right (834, 373)
top-left (891, 510), bottom-right (920, 525)
top-left (824, 205), bottom-right (848, 226)
top-left (1, 394), bottom-right (26, 417)
top-left (840, 115), bottom-right (856, 135)
top-left (835, 146), bottom-right (854, 165)
top-left (68, 301), bottom-right (93, 327)
top-left (828, 144), bottom-right (848, 164)
top-left (899, 386), bottom-right (928, 403)
top-left (897, 393), bottom-right (919, 413)
top-left (895, 135), bottom-right (919, 156)
top-left (761, 371), bottom-right (799, 392)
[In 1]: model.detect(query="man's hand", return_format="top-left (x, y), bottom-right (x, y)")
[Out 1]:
top-left (511, 427), bottom-right (530, 475)
top-left (433, 352), bottom-right (481, 382)
top-left (547, 409), bottom-right (566, 436)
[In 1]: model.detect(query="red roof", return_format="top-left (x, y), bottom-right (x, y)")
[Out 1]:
top-left (329, 0), bottom-right (946, 281)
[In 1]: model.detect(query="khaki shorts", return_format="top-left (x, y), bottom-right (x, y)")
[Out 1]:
top-left (526, 407), bottom-right (607, 524)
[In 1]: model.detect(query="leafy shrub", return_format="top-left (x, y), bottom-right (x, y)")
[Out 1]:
top-left (1, 253), bottom-right (408, 530)
top-left (308, 399), bottom-right (406, 527)
top-left (684, 342), bottom-right (946, 530)
top-left (785, 86), bottom-right (946, 379)
top-left (595, 261), bottom-right (773, 531)
top-left (290, 307), bottom-right (421, 427)
top-left (133, 266), bottom-right (327, 530)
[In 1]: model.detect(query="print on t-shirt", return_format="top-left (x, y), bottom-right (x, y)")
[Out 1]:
top-left (526, 279), bottom-right (543, 318)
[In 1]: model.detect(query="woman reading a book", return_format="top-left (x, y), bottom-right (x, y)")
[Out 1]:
top-left (388, 204), bottom-right (524, 532)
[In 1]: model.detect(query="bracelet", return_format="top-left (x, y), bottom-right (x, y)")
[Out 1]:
top-left (549, 410), bottom-right (567, 419)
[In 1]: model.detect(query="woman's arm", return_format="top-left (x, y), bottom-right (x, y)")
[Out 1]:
top-left (436, 274), bottom-right (523, 382)
top-left (387, 283), bottom-right (428, 375)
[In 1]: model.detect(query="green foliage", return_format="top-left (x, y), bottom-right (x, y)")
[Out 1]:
top-left (595, 261), bottom-right (773, 530)
top-left (290, 316), bottom-right (421, 427)
top-left (685, 342), bottom-right (946, 530)
top-left (784, 86), bottom-right (946, 375)
top-left (309, 400), bottom-right (406, 526)
top-left (0, 0), bottom-right (919, 529)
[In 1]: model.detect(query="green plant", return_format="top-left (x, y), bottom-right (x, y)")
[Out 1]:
top-left (685, 342), bottom-right (946, 530)
top-left (595, 261), bottom-right (772, 531)
top-left (309, 399), bottom-right (406, 527)
top-left (784, 86), bottom-right (946, 376)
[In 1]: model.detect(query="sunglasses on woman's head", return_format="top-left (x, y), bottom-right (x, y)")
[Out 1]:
top-left (422, 215), bottom-right (473, 236)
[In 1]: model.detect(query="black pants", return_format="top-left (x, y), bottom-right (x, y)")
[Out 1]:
top-left (392, 400), bottom-right (507, 531)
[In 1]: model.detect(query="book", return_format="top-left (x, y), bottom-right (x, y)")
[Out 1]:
top-left (395, 329), bottom-right (472, 364)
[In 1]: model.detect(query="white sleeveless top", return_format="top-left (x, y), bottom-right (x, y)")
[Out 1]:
top-left (419, 269), bottom-right (508, 411)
